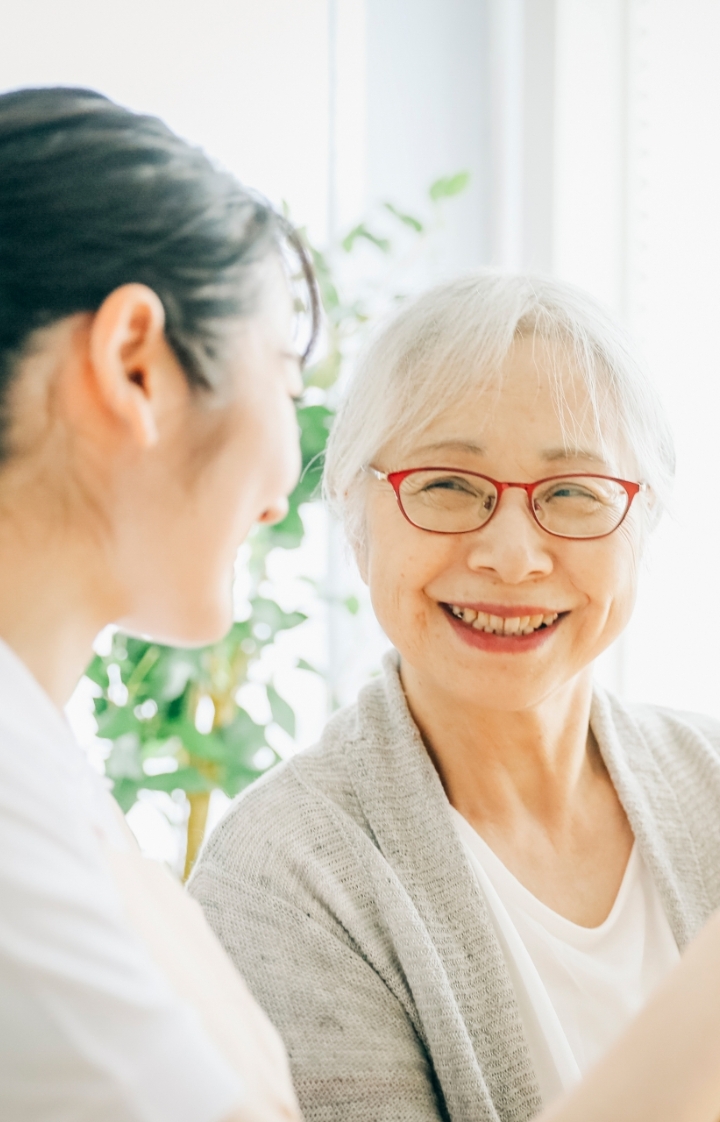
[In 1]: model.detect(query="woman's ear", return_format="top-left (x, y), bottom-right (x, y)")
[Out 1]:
top-left (88, 284), bottom-right (171, 448)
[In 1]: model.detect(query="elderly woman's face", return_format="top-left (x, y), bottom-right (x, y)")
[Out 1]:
top-left (362, 336), bottom-right (645, 712)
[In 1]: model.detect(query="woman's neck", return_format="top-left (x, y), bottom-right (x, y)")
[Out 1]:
top-left (399, 660), bottom-right (598, 832)
top-left (0, 498), bottom-right (113, 708)
top-left (399, 659), bottom-right (636, 926)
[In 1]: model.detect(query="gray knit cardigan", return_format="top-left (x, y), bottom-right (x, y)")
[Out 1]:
top-left (189, 652), bottom-right (720, 1122)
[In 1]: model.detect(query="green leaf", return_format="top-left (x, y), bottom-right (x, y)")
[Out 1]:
top-left (109, 777), bottom-right (143, 813)
top-left (296, 658), bottom-right (320, 674)
top-left (221, 764), bottom-right (275, 798)
top-left (216, 710), bottom-right (268, 768)
top-left (126, 646), bottom-right (161, 692)
top-left (267, 684), bottom-right (296, 737)
top-left (429, 171), bottom-right (471, 201)
top-left (341, 223), bottom-right (391, 254)
top-left (299, 404), bottom-right (334, 460)
top-left (96, 705), bottom-right (142, 740)
top-left (169, 718), bottom-right (229, 763)
top-left (84, 656), bottom-right (109, 689)
top-left (105, 733), bottom-right (143, 781)
top-left (344, 595), bottom-right (360, 615)
top-left (304, 350), bottom-right (341, 390)
top-left (383, 202), bottom-right (424, 232)
top-left (251, 598), bottom-right (306, 633)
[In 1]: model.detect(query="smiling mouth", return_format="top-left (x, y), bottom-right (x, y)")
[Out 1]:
top-left (443, 604), bottom-right (562, 636)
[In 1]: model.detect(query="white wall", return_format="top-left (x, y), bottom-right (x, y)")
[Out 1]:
top-left (621, 0), bottom-right (720, 715)
top-left (523, 0), bottom-right (720, 716)
top-left (365, 0), bottom-right (490, 271)
top-left (0, 0), bottom-right (332, 242)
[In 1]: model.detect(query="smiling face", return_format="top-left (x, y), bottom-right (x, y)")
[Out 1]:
top-left (361, 335), bottom-right (646, 714)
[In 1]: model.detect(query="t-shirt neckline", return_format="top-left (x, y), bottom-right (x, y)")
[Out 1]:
top-left (451, 806), bottom-right (639, 941)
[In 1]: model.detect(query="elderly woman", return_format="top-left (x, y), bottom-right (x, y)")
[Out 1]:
top-left (191, 272), bottom-right (720, 1121)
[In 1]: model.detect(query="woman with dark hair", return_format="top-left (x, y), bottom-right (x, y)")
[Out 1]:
top-left (0, 86), bottom-right (317, 1121)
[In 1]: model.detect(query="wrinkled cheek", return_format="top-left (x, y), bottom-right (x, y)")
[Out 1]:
top-left (607, 589), bottom-right (637, 640)
top-left (582, 589), bottom-right (636, 663)
top-left (608, 555), bottom-right (640, 630)
top-left (366, 566), bottom-right (398, 637)
top-left (370, 581), bottom-right (428, 661)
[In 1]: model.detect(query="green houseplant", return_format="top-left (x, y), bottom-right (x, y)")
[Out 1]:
top-left (85, 173), bottom-right (470, 879)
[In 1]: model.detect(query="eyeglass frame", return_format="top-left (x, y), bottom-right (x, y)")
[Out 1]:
top-left (365, 465), bottom-right (647, 541)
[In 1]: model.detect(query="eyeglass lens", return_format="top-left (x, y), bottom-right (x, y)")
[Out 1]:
top-left (397, 471), bottom-right (630, 538)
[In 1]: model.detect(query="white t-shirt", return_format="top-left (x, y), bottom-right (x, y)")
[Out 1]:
top-left (452, 807), bottom-right (680, 1106)
top-left (0, 638), bottom-right (243, 1122)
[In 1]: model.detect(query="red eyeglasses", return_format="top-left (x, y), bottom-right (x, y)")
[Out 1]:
top-left (366, 466), bottom-right (646, 540)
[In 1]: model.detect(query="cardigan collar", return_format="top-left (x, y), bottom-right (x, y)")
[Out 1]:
top-left (342, 650), bottom-right (716, 1121)
top-left (346, 651), bottom-right (540, 1121)
top-left (589, 687), bottom-right (713, 946)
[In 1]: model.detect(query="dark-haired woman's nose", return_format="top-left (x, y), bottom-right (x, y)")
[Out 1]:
top-left (258, 498), bottom-right (290, 526)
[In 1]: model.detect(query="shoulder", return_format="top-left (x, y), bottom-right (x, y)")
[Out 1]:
top-left (193, 681), bottom-right (384, 891)
top-left (0, 708), bottom-right (244, 1117)
top-left (615, 694), bottom-right (720, 756)
top-left (597, 688), bottom-right (720, 804)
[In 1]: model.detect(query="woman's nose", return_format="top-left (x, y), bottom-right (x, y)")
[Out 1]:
top-left (464, 489), bottom-right (554, 582)
top-left (257, 497), bottom-right (290, 526)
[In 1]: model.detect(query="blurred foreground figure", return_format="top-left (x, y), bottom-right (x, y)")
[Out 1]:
top-left (193, 271), bottom-right (720, 1122)
top-left (0, 86), bottom-right (318, 1122)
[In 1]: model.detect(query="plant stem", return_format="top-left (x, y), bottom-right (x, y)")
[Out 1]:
top-left (183, 791), bottom-right (210, 882)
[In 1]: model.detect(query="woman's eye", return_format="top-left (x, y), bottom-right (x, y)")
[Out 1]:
top-left (546, 485), bottom-right (598, 501)
top-left (424, 477), bottom-right (475, 494)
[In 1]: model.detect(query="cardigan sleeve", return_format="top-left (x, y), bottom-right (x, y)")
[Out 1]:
top-left (189, 862), bottom-right (448, 1122)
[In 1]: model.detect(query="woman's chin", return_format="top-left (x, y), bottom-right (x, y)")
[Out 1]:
top-left (118, 601), bottom-right (233, 650)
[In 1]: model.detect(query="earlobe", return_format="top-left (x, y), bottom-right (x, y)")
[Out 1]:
top-left (89, 284), bottom-right (168, 448)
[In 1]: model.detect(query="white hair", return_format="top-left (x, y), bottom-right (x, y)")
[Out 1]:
top-left (323, 270), bottom-right (675, 551)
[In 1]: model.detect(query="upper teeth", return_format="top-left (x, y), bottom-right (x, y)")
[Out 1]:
top-left (447, 606), bottom-right (559, 634)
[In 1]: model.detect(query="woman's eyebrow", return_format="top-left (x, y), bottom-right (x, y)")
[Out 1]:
top-left (410, 441), bottom-right (610, 468)
top-left (540, 446), bottom-right (609, 465)
top-left (412, 439), bottom-right (486, 457)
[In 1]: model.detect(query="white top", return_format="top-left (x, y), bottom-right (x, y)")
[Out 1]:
top-left (452, 807), bottom-right (680, 1106)
top-left (0, 638), bottom-right (243, 1122)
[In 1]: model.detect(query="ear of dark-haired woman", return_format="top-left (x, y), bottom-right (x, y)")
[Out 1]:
top-left (88, 283), bottom-right (174, 449)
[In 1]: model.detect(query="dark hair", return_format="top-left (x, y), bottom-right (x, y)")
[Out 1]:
top-left (0, 86), bottom-right (318, 452)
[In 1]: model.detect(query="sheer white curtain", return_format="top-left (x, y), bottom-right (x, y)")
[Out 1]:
top-left (620, 0), bottom-right (720, 716)
top-left (511, 0), bottom-right (720, 715)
